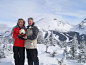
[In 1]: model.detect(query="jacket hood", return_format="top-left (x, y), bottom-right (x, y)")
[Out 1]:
top-left (15, 24), bottom-right (26, 29)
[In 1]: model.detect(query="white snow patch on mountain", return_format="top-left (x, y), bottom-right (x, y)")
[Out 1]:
top-left (36, 17), bottom-right (73, 32)
top-left (71, 19), bottom-right (86, 34)
top-left (0, 24), bottom-right (11, 35)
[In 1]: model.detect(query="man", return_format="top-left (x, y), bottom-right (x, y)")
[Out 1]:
top-left (23, 18), bottom-right (39, 65)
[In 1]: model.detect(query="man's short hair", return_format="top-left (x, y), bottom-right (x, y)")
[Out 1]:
top-left (28, 17), bottom-right (33, 21)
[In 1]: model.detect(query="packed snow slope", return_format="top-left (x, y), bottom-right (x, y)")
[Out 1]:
top-left (0, 44), bottom-right (85, 65)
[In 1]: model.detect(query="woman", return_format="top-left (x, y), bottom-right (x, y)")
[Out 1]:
top-left (12, 19), bottom-right (26, 65)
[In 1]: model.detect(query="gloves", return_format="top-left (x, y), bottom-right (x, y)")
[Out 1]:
top-left (17, 35), bottom-right (26, 40)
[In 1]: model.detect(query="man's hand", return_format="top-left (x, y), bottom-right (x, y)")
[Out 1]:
top-left (23, 35), bottom-right (27, 39)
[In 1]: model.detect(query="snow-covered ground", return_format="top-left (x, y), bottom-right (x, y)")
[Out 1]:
top-left (0, 44), bottom-right (86, 65)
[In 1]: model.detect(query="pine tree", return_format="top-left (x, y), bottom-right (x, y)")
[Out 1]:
top-left (0, 36), bottom-right (12, 58)
top-left (37, 31), bottom-right (45, 44)
top-left (45, 36), bottom-right (50, 53)
top-left (50, 31), bottom-right (57, 46)
top-left (0, 37), bottom-right (7, 58)
top-left (70, 34), bottom-right (78, 59)
top-left (78, 41), bottom-right (86, 63)
top-left (51, 31), bottom-right (54, 46)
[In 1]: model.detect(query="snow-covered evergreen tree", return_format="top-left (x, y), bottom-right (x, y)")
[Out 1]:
top-left (60, 41), bottom-right (67, 48)
top-left (45, 36), bottom-right (50, 53)
top-left (69, 34), bottom-right (78, 59)
top-left (0, 36), bottom-right (13, 58)
top-left (50, 31), bottom-right (57, 46)
top-left (51, 31), bottom-right (54, 46)
top-left (37, 31), bottom-right (45, 44)
top-left (78, 41), bottom-right (86, 63)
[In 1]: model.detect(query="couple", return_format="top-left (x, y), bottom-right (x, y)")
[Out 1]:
top-left (12, 18), bottom-right (39, 65)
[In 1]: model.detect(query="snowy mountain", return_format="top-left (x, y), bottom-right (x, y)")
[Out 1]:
top-left (0, 18), bottom-right (86, 38)
top-left (0, 18), bottom-right (86, 42)
top-left (36, 17), bottom-right (73, 32)
top-left (71, 18), bottom-right (86, 34)
top-left (36, 18), bottom-right (86, 35)
top-left (0, 24), bottom-right (12, 36)
top-left (36, 18), bottom-right (86, 43)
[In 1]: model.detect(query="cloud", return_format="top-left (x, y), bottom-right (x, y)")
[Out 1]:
top-left (0, 0), bottom-right (86, 27)
top-left (55, 10), bottom-right (86, 18)
top-left (44, 0), bottom-right (86, 18)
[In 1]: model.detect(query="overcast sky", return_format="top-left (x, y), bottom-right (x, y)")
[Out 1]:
top-left (0, 0), bottom-right (86, 27)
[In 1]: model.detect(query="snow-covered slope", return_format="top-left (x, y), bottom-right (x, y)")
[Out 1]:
top-left (36, 18), bottom-right (86, 34)
top-left (0, 24), bottom-right (12, 36)
top-left (36, 18), bottom-right (73, 32)
top-left (71, 18), bottom-right (86, 34)
top-left (0, 44), bottom-right (85, 65)
top-left (35, 18), bottom-right (86, 43)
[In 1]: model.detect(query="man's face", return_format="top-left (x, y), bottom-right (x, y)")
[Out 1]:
top-left (28, 19), bottom-right (33, 26)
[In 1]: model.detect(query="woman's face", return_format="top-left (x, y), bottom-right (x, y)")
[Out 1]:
top-left (18, 20), bottom-right (24, 28)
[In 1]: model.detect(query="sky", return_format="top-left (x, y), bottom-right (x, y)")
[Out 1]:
top-left (0, 0), bottom-right (86, 27)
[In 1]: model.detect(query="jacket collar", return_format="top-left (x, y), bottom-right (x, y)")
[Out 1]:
top-left (27, 22), bottom-right (35, 28)
top-left (15, 24), bottom-right (26, 29)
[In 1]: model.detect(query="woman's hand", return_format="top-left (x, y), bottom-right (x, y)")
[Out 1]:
top-left (23, 35), bottom-right (27, 39)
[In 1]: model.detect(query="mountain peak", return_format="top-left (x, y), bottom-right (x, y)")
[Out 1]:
top-left (36, 17), bottom-right (72, 32)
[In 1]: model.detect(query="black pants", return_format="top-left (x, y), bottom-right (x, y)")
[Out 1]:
top-left (26, 49), bottom-right (39, 65)
top-left (13, 46), bottom-right (25, 65)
